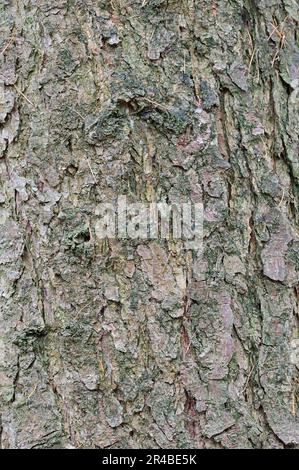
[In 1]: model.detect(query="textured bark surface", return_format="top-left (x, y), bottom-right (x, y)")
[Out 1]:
top-left (0, 0), bottom-right (299, 449)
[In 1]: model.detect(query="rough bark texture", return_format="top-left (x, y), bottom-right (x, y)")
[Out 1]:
top-left (0, 0), bottom-right (299, 449)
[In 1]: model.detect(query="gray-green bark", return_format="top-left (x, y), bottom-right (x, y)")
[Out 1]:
top-left (0, 0), bottom-right (299, 448)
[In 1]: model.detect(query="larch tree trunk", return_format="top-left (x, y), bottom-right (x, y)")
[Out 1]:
top-left (0, 0), bottom-right (299, 449)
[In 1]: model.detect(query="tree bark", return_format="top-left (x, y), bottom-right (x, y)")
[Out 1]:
top-left (0, 0), bottom-right (298, 448)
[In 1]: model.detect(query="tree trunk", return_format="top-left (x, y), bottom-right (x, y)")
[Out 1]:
top-left (0, 0), bottom-right (298, 449)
